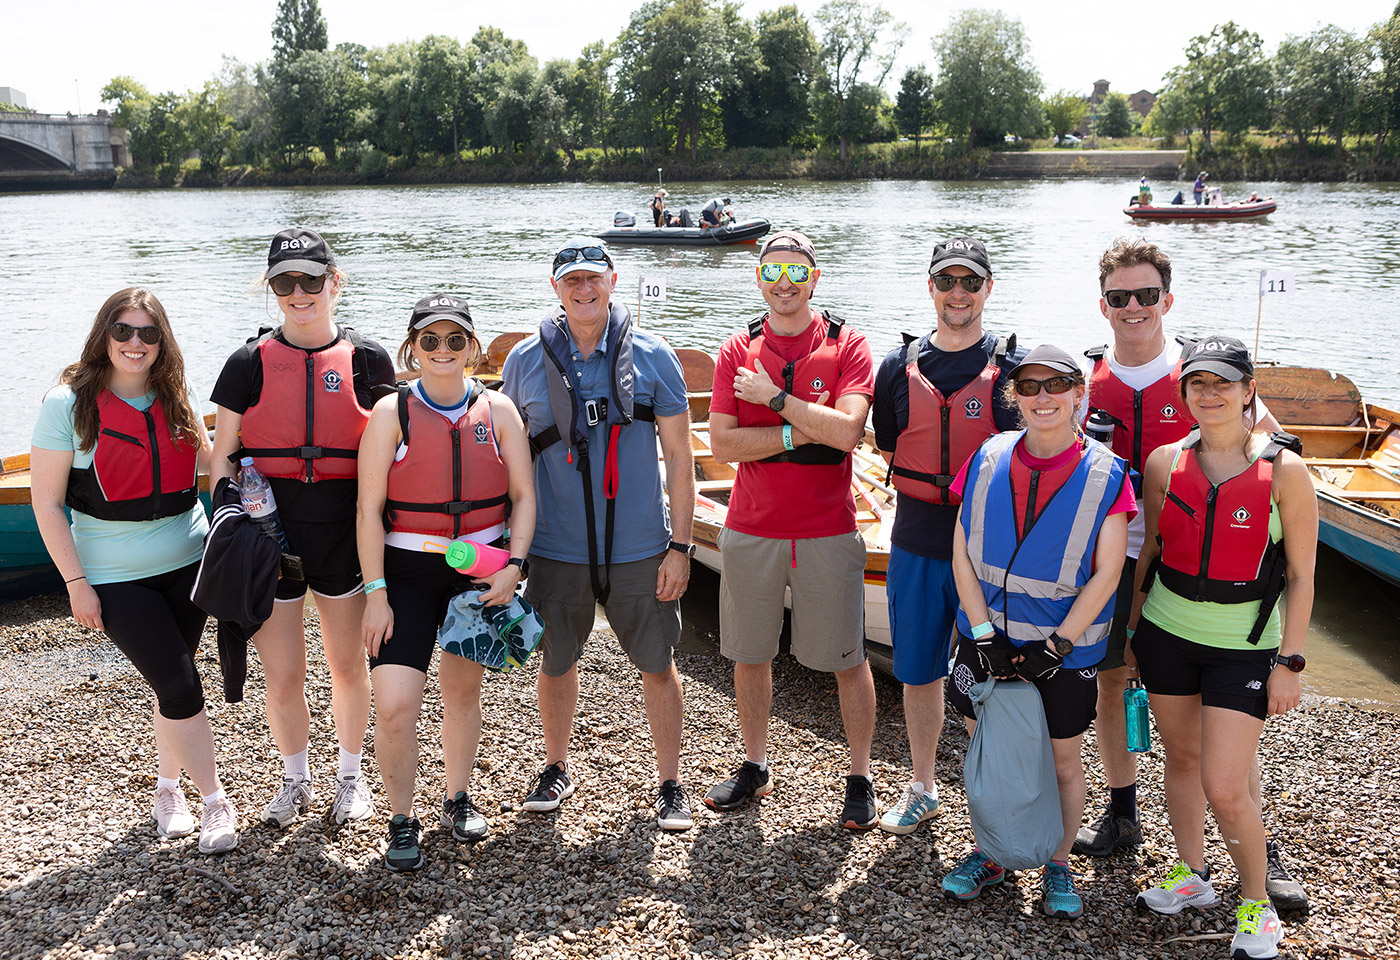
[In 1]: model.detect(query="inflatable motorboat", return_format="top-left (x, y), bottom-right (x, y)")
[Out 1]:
top-left (598, 210), bottom-right (771, 246)
top-left (1125, 199), bottom-right (1277, 222)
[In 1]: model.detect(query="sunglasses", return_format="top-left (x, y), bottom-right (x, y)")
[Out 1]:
top-left (1103, 287), bottom-right (1163, 308)
top-left (109, 322), bottom-right (161, 345)
top-left (553, 246), bottom-right (612, 271)
top-left (930, 274), bottom-right (985, 293)
top-left (269, 273), bottom-right (329, 297)
top-left (416, 332), bottom-right (471, 353)
top-left (1014, 376), bottom-right (1079, 397)
top-left (758, 262), bottom-right (813, 284)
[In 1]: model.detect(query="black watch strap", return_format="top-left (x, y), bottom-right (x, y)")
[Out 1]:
top-left (1049, 632), bottom-right (1073, 657)
top-left (668, 540), bottom-right (696, 559)
top-left (506, 556), bottom-right (528, 574)
top-left (1273, 653), bottom-right (1305, 673)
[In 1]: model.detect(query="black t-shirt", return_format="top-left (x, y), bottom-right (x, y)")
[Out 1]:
top-left (872, 331), bottom-right (1025, 560)
top-left (211, 326), bottom-right (396, 522)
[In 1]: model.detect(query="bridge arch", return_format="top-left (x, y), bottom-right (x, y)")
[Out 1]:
top-left (0, 133), bottom-right (71, 172)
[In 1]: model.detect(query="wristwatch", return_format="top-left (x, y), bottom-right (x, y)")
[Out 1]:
top-left (1048, 632), bottom-right (1073, 657)
top-left (1273, 653), bottom-right (1306, 673)
top-left (668, 540), bottom-right (697, 559)
top-left (768, 390), bottom-right (787, 412)
top-left (506, 557), bottom-right (529, 575)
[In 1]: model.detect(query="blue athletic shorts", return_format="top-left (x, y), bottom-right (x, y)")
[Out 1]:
top-left (886, 545), bottom-right (958, 686)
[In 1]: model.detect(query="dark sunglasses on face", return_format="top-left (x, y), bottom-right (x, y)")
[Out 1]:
top-left (930, 273), bottom-right (985, 293)
top-left (1014, 376), bottom-right (1078, 397)
top-left (268, 272), bottom-right (329, 297)
top-left (758, 261), bottom-right (813, 284)
top-left (417, 332), bottom-right (470, 353)
top-left (109, 322), bottom-right (161, 345)
top-left (1103, 287), bottom-right (1163, 308)
top-left (553, 246), bottom-right (612, 271)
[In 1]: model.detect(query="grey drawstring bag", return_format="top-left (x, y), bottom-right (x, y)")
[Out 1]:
top-left (437, 589), bottom-right (545, 673)
top-left (963, 678), bottom-right (1064, 870)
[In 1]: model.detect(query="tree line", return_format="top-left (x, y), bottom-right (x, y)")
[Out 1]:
top-left (98, 0), bottom-right (1400, 175)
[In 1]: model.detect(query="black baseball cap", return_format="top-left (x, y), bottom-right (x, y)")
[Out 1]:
top-left (267, 227), bottom-right (335, 279)
top-left (929, 237), bottom-right (991, 278)
top-left (410, 294), bottom-right (474, 333)
top-left (1180, 336), bottom-right (1253, 381)
top-left (1007, 344), bottom-right (1083, 379)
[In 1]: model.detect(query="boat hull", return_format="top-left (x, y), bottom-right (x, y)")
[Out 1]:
top-left (1317, 494), bottom-right (1400, 588)
top-left (597, 218), bottom-right (770, 246)
top-left (1125, 200), bottom-right (1276, 221)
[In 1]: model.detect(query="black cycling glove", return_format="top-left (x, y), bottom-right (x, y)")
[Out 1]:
top-left (1016, 643), bottom-right (1064, 681)
top-left (975, 633), bottom-right (1018, 678)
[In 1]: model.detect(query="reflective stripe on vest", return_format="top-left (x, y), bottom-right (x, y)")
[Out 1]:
top-left (385, 382), bottom-right (509, 539)
top-left (737, 311), bottom-right (848, 465)
top-left (955, 432), bottom-right (1126, 667)
top-left (1085, 347), bottom-right (1195, 473)
top-left (64, 390), bottom-right (199, 522)
top-left (239, 332), bottom-right (369, 482)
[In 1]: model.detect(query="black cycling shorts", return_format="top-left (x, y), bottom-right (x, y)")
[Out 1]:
top-left (946, 634), bottom-right (1098, 740)
top-left (1134, 618), bottom-right (1274, 720)
top-left (274, 513), bottom-right (364, 601)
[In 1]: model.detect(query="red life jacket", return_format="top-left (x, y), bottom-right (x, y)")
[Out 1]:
top-left (385, 382), bottom-right (510, 539)
top-left (65, 390), bottom-right (199, 522)
top-left (1085, 345), bottom-right (1196, 473)
top-left (238, 331), bottom-right (369, 482)
top-left (889, 335), bottom-right (1010, 504)
top-left (737, 311), bottom-right (849, 465)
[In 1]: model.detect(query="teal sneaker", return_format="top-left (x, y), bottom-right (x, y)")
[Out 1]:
top-left (384, 814), bottom-right (424, 873)
top-left (942, 850), bottom-right (1005, 901)
top-left (878, 781), bottom-right (939, 835)
top-left (1042, 861), bottom-right (1084, 919)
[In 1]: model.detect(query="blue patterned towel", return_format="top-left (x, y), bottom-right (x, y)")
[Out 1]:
top-left (437, 589), bottom-right (546, 672)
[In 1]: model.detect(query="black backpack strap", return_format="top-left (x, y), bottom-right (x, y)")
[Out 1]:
top-left (746, 313), bottom-right (768, 340)
top-left (821, 310), bottom-right (846, 340)
top-left (1175, 334), bottom-right (1197, 349)
top-left (1264, 431), bottom-right (1303, 458)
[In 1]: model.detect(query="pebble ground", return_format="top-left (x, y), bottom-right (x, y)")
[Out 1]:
top-left (0, 591), bottom-right (1396, 960)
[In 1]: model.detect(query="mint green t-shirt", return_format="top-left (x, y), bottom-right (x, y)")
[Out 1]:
top-left (31, 384), bottom-right (209, 586)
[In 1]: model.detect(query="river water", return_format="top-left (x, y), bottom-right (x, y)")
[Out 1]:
top-left (3, 177), bottom-right (1397, 703)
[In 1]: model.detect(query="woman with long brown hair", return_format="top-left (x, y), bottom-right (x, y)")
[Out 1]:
top-left (30, 287), bottom-right (237, 854)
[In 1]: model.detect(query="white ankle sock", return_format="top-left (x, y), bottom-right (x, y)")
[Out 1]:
top-left (282, 749), bottom-right (310, 779)
top-left (750, 758), bottom-right (767, 771)
top-left (338, 748), bottom-right (362, 779)
top-left (155, 776), bottom-right (179, 793)
top-left (202, 787), bottom-right (227, 805)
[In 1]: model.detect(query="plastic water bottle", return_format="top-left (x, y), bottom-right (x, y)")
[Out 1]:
top-left (1086, 410), bottom-right (1116, 445)
top-left (444, 539), bottom-right (512, 577)
top-left (238, 457), bottom-right (290, 553)
top-left (1124, 677), bottom-right (1152, 753)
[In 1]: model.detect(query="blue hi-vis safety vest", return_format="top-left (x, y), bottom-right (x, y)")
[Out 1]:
top-left (955, 432), bottom-right (1127, 669)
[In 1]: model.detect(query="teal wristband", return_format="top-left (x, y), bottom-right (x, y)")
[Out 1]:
top-left (1126, 627), bottom-right (1136, 639)
top-left (971, 621), bottom-right (993, 640)
top-left (364, 578), bottom-right (387, 594)
top-left (782, 424), bottom-right (794, 451)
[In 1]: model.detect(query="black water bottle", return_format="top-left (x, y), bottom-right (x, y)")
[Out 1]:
top-left (1086, 410), bottom-right (1116, 445)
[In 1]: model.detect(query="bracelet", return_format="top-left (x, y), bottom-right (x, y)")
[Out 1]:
top-left (65, 574), bottom-right (86, 584)
top-left (364, 578), bottom-right (387, 594)
top-left (970, 621), bottom-right (994, 640)
top-left (782, 424), bottom-right (794, 451)
top-left (1126, 627), bottom-right (1136, 639)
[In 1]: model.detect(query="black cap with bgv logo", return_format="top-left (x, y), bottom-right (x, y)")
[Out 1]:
top-left (929, 237), bottom-right (991, 278)
top-left (267, 227), bottom-right (335, 278)
top-left (1180, 335), bottom-right (1254, 382)
top-left (410, 294), bottom-right (474, 333)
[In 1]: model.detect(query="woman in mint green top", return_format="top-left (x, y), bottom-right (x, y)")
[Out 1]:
top-left (30, 288), bottom-right (237, 855)
top-left (1125, 337), bottom-right (1317, 959)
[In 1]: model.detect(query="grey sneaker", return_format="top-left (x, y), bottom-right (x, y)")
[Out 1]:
top-left (153, 785), bottom-right (195, 838)
top-left (655, 780), bottom-right (694, 831)
top-left (1135, 861), bottom-right (1219, 915)
top-left (198, 798), bottom-right (239, 854)
top-left (1265, 840), bottom-right (1308, 912)
top-left (703, 761), bottom-right (773, 811)
top-left (331, 773), bottom-right (374, 825)
top-left (261, 774), bottom-right (315, 828)
top-left (441, 792), bottom-right (488, 842)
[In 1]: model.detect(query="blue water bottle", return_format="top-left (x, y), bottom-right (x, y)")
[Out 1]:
top-left (1124, 677), bottom-right (1151, 753)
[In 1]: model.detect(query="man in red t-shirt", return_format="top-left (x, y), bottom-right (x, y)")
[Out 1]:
top-left (702, 230), bottom-right (880, 830)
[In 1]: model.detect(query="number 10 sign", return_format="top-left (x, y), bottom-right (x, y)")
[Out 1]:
top-left (1258, 269), bottom-right (1295, 296)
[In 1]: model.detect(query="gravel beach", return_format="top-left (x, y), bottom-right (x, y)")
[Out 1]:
top-left (1, 591), bottom-right (1397, 960)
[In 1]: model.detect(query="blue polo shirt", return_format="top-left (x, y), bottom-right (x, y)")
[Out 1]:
top-left (500, 311), bottom-right (688, 564)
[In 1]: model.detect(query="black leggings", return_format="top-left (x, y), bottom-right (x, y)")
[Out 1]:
top-left (92, 563), bottom-right (208, 720)
top-left (371, 546), bottom-right (483, 674)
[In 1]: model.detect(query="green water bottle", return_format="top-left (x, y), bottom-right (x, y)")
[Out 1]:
top-left (1125, 677), bottom-right (1151, 753)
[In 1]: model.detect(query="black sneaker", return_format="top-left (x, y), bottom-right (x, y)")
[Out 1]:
top-left (655, 780), bottom-right (694, 831)
top-left (1265, 840), bottom-right (1309, 912)
top-left (440, 791), bottom-right (488, 843)
top-left (704, 760), bottom-right (773, 811)
top-left (840, 775), bottom-right (878, 830)
top-left (521, 762), bottom-right (575, 813)
top-left (1072, 807), bottom-right (1143, 857)
top-left (385, 814), bottom-right (424, 873)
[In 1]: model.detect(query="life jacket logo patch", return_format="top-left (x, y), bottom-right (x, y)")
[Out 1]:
top-left (1232, 507), bottom-right (1251, 524)
top-left (322, 369), bottom-right (343, 393)
top-left (1161, 404), bottom-right (1178, 419)
top-left (964, 397), bottom-right (984, 418)
top-left (811, 377), bottom-right (825, 392)
top-left (473, 422), bottom-right (489, 443)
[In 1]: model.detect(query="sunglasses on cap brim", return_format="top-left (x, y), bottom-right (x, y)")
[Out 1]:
top-left (553, 246), bottom-right (612, 271)
top-left (269, 273), bottom-right (329, 297)
top-left (1103, 287), bottom-right (1163, 308)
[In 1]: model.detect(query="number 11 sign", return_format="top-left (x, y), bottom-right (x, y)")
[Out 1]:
top-left (1254, 268), bottom-right (1297, 357)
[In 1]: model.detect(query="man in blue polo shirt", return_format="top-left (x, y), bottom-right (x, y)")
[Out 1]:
top-left (500, 236), bottom-right (697, 831)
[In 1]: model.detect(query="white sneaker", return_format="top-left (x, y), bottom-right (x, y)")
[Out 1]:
top-left (198, 798), bottom-right (239, 854)
top-left (331, 773), bottom-right (375, 825)
top-left (261, 775), bottom-right (315, 828)
top-left (153, 785), bottom-right (195, 838)
top-left (1231, 899), bottom-right (1284, 959)
top-left (1135, 861), bottom-right (1220, 915)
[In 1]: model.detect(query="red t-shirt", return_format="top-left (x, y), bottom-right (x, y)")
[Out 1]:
top-left (711, 311), bottom-right (875, 539)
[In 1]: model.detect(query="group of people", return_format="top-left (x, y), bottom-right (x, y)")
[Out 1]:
top-left (32, 225), bottom-right (1314, 959)
top-left (649, 190), bottom-right (734, 228)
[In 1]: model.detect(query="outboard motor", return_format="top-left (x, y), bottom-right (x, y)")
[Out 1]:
top-left (613, 210), bottom-right (636, 227)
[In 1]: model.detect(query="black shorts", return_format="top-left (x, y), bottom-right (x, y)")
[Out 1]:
top-left (275, 513), bottom-right (364, 601)
top-left (946, 634), bottom-right (1098, 740)
top-left (371, 547), bottom-right (483, 674)
top-left (1134, 618), bottom-right (1274, 720)
top-left (1096, 557), bottom-right (1138, 671)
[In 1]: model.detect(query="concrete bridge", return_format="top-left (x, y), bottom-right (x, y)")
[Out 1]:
top-left (0, 113), bottom-right (126, 188)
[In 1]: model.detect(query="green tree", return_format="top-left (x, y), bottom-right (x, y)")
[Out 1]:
top-left (365, 42), bottom-right (418, 162)
top-left (575, 41), bottom-right (617, 156)
top-left (894, 65), bottom-right (936, 155)
top-left (271, 0), bottom-right (328, 66)
top-left (1141, 90), bottom-right (1192, 142)
top-left (217, 57), bottom-right (275, 165)
top-left (722, 5), bottom-right (819, 149)
top-left (1042, 89), bottom-right (1086, 141)
top-left (176, 82), bottom-right (235, 170)
top-left (1160, 21), bottom-right (1270, 146)
top-left (462, 27), bottom-right (534, 152)
top-left (932, 10), bottom-right (1044, 148)
top-left (411, 35), bottom-right (471, 156)
top-left (1364, 4), bottom-right (1400, 156)
top-left (1273, 27), bottom-right (1369, 153)
top-left (1095, 91), bottom-right (1136, 138)
top-left (101, 77), bottom-right (182, 166)
top-left (271, 46), bottom-right (366, 162)
top-left (814, 0), bottom-right (906, 162)
top-left (485, 58), bottom-right (540, 154)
